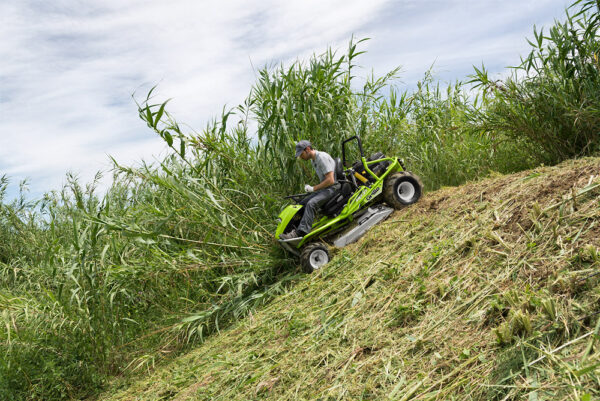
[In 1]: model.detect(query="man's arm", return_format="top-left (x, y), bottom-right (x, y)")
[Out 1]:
top-left (313, 171), bottom-right (335, 191)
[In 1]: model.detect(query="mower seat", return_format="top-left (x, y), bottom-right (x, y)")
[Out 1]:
top-left (334, 157), bottom-right (344, 182)
top-left (322, 158), bottom-right (354, 217)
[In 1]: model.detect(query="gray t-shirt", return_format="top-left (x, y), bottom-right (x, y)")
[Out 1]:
top-left (311, 150), bottom-right (336, 183)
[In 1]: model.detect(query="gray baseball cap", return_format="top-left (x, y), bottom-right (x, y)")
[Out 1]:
top-left (295, 140), bottom-right (311, 158)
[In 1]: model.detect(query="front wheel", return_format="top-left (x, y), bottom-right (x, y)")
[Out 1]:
top-left (300, 243), bottom-right (330, 273)
top-left (383, 172), bottom-right (423, 209)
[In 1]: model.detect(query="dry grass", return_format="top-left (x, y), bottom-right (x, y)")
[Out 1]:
top-left (99, 157), bottom-right (600, 401)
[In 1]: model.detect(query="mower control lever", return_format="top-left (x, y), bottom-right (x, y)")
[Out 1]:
top-left (284, 193), bottom-right (311, 202)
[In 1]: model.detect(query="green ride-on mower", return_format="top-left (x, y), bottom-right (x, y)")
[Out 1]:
top-left (276, 136), bottom-right (423, 273)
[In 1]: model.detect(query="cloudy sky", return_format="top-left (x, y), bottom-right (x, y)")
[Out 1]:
top-left (1, 0), bottom-right (571, 200)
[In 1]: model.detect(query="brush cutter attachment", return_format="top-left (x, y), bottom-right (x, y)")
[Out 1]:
top-left (332, 204), bottom-right (394, 247)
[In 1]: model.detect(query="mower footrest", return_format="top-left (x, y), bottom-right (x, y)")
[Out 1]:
top-left (278, 238), bottom-right (302, 256)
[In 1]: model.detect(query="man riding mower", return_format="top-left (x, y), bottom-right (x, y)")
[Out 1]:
top-left (279, 140), bottom-right (339, 241)
top-left (276, 136), bottom-right (423, 273)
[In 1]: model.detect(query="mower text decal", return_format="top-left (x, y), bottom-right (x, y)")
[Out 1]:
top-left (365, 186), bottom-right (382, 203)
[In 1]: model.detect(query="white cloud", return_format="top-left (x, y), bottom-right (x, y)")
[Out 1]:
top-left (0, 0), bottom-right (572, 199)
top-left (356, 0), bottom-right (571, 83)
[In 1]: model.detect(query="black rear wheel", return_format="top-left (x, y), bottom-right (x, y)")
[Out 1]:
top-left (300, 243), bottom-right (330, 273)
top-left (383, 172), bottom-right (423, 209)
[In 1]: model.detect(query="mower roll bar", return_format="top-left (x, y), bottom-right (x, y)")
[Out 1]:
top-left (342, 135), bottom-right (397, 181)
top-left (342, 136), bottom-right (365, 167)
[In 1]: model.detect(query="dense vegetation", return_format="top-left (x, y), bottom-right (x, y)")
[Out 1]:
top-left (1, 1), bottom-right (599, 399)
top-left (101, 157), bottom-right (600, 400)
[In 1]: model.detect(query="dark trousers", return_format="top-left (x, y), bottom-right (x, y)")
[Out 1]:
top-left (297, 185), bottom-right (338, 235)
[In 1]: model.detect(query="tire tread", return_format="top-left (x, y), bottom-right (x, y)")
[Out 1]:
top-left (383, 171), bottom-right (423, 209)
top-left (300, 242), bottom-right (330, 273)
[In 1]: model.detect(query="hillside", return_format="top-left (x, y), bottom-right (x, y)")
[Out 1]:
top-left (100, 158), bottom-right (600, 400)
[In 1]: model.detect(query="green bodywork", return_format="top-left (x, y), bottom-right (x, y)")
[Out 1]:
top-left (276, 156), bottom-right (404, 248)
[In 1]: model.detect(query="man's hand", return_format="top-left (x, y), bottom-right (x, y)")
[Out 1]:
top-left (305, 184), bottom-right (314, 193)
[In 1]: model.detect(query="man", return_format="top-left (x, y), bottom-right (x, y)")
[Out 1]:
top-left (280, 140), bottom-right (339, 240)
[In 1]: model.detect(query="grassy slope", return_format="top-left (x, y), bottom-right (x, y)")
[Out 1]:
top-left (100, 158), bottom-right (600, 401)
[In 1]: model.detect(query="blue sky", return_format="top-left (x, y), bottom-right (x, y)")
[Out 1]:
top-left (0, 0), bottom-right (571, 200)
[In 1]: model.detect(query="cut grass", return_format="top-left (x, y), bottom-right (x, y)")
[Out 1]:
top-left (99, 157), bottom-right (600, 401)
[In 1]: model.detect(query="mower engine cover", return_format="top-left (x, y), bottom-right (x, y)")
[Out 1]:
top-left (275, 204), bottom-right (303, 238)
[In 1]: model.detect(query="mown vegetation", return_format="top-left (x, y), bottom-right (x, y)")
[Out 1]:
top-left (1, 0), bottom-right (599, 399)
top-left (101, 156), bottom-right (600, 400)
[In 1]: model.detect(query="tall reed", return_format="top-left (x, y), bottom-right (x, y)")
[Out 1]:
top-left (470, 0), bottom-right (600, 164)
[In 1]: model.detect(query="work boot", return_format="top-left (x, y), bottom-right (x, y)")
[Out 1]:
top-left (279, 229), bottom-right (303, 240)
